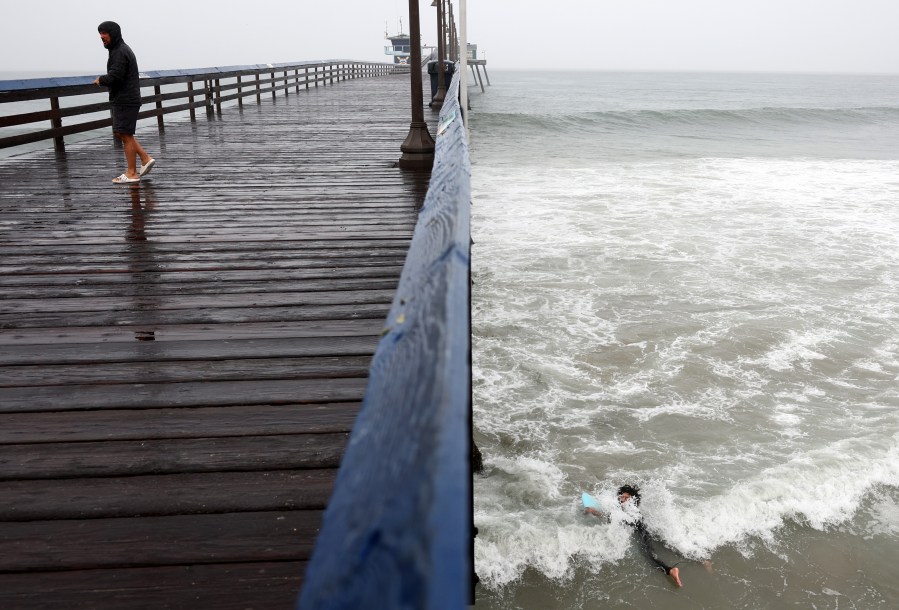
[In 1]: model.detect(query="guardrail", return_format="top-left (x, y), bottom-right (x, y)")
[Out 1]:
top-left (299, 65), bottom-right (472, 609)
top-left (0, 60), bottom-right (394, 152)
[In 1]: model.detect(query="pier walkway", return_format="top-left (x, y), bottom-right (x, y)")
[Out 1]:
top-left (0, 72), bottom-right (435, 608)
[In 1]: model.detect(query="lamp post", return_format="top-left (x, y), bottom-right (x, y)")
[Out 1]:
top-left (399, 0), bottom-right (435, 170)
top-left (431, 0), bottom-right (447, 109)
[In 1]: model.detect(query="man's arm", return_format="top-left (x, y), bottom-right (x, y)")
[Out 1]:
top-left (97, 49), bottom-right (128, 88)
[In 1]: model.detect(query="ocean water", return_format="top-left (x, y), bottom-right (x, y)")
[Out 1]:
top-left (469, 71), bottom-right (899, 609)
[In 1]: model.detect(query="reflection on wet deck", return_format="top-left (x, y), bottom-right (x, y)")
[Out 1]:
top-left (0, 74), bottom-right (433, 608)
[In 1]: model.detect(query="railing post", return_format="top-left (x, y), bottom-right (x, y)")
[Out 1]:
top-left (283, 70), bottom-right (289, 97)
top-left (433, 0), bottom-right (447, 109)
top-left (271, 70), bottom-right (276, 100)
top-left (255, 73), bottom-right (261, 104)
top-left (330, 64), bottom-right (335, 85)
top-left (154, 84), bottom-right (165, 131)
top-left (49, 96), bottom-right (64, 153)
top-left (214, 79), bottom-right (222, 115)
top-left (237, 75), bottom-right (243, 109)
top-left (204, 80), bottom-right (214, 118)
top-left (295, 69), bottom-right (300, 93)
top-left (187, 80), bottom-right (196, 121)
top-left (305, 67), bottom-right (310, 90)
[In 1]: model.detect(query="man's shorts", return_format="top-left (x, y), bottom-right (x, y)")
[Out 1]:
top-left (111, 104), bottom-right (141, 136)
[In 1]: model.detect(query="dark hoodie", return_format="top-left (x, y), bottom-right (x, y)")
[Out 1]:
top-left (97, 21), bottom-right (142, 106)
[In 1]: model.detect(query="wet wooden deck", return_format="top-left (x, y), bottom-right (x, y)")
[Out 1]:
top-left (0, 73), bottom-right (434, 609)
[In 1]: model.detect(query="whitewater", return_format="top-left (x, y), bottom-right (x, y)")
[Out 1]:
top-left (469, 71), bottom-right (899, 609)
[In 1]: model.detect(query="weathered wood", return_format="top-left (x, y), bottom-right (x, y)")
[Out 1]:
top-left (0, 377), bottom-right (368, 412)
top-left (0, 403), bottom-right (361, 444)
top-left (0, 273), bottom-right (404, 299)
top-left (0, 302), bottom-right (392, 329)
top-left (0, 469), bottom-right (336, 521)
top-left (0, 319), bottom-right (381, 345)
top-left (0, 510), bottom-right (322, 571)
top-left (0, 433), bottom-right (349, 480)
top-left (0, 354), bottom-right (373, 387)
top-left (0, 335), bottom-right (378, 364)
top-left (0, 69), bottom-right (439, 608)
top-left (0, 561), bottom-right (307, 610)
top-left (1, 288), bottom-right (397, 315)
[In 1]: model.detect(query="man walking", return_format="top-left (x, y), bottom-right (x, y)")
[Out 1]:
top-left (93, 21), bottom-right (156, 184)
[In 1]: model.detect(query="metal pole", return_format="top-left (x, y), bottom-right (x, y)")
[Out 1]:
top-left (398, 0), bottom-right (435, 170)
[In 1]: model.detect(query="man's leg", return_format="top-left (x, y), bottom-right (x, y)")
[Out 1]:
top-left (637, 525), bottom-right (683, 587)
top-left (118, 134), bottom-right (150, 179)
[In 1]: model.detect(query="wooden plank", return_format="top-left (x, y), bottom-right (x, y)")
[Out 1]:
top-left (0, 262), bottom-right (404, 283)
top-left (0, 288), bottom-right (397, 315)
top-left (0, 469), bottom-right (336, 521)
top-left (0, 302), bottom-right (392, 329)
top-left (0, 355), bottom-right (373, 387)
top-left (3, 270), bottom-right (397, 300)
top-left (0, 403), bottom-right (360, 444)
top-left (0, 319), bottom-right (382, 345)
top-left (0, 510), bottom-right (322, 571)
top-left (0, 239), bottom-right (410, 257)
top-left (0, 377), bottom-right (369, 412)
top-left (0, 336), bottom-right (380, 365)
top-left (0, 433), bottom-right (349, 480)
top-left (0, 561), bottom-right (307, 610)
top-left (0, 276), bottom-right (402, 299)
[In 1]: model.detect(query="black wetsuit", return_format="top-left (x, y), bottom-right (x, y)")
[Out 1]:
top-left (633, 520), bottom-right (679, 575)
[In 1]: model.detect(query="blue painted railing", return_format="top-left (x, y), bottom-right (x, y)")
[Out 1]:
top-left (299, 68), bottom-right (472, 609)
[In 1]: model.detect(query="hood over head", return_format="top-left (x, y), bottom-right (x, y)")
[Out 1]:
top-left (98, 21), bottom-right (122, 48)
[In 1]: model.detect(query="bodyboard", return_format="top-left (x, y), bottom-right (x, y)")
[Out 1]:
top-left (581, 492), bottom-right (601, 511)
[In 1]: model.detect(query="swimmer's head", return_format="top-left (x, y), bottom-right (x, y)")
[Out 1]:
top-left (617, 485), bottom-right (641, 505)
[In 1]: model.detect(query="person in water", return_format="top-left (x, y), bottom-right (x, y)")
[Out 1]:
top-left (585, 484), bottom-right (685, 587)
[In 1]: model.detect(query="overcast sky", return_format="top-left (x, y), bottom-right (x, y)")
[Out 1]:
top-left (1, 0), bottom-right (898, 75)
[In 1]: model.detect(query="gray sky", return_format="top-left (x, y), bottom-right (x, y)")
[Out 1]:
top-left (2, 0), bottom-right (898, 74)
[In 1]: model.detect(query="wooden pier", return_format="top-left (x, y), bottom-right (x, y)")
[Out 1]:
top-left (0, 71), bottom-right (435, 609)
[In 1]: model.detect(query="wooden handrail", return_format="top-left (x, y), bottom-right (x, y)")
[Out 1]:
top-left (299, 64), bottom-right (472, 610)
top-left (0, 60), bottom-right (395, 152)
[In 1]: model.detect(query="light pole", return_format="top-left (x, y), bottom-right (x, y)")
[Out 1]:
top-left (399, 0), bottom-right (435, 170)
